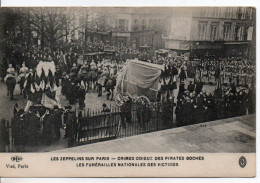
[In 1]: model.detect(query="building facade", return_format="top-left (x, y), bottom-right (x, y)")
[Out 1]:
top-left (100, 7), bottom-right (172, 50)
top-left (165, 7), bottom-right (256, 59)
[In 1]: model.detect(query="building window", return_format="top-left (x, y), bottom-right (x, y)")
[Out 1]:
top-left (211, 7), bottom-right (219, 17)
top-left (149, 19), bottom-right (152, 29)
top-left (225, 7), bottom-right (232, 18)
top-left (200, 7), bottom-right (207, 17)
top-left (235, 25), bottom-right (245, 41)
top-left (152, 19), bottom-right (156, 29)
top-left (198, 22), bottom-right (207, 40)
top-left (210, 23), bottom-right (218, 40)
top-left (238, 7), bottom-right (247, 19)
top-left (243, 27), bottom-right (248, 40)
top-left (125, 20), bottom-right (129, 31)
top-left (115, 19), bottom-right (119, 30)
top-left (118, 19), bottom-right (129, 32)
top-left (119, 19), bottom-right (125, 31)
top-left (223, 23), bottom-right (231, 40)
top-left (245, 8), bottom-right (252, 20)
top-left (142, 19), bottom-right (147, 30)
top-left (134, 19), bottom-right (139, 31)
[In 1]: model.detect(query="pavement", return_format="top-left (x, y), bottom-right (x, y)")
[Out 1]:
top-left (54, 114), bottom-right (256, 153)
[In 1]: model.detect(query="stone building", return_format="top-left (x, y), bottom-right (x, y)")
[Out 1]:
top-left (165, 7), bottom-right (256, 59)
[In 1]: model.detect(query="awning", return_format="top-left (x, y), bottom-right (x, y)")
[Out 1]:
top-left (155, 49), bottom-right (169, 54)
top-left (139, 45), bottom-right (151, 48)
top-left (224, 41), bottom-right (250, 45)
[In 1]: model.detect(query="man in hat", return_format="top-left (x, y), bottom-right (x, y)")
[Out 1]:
top-left (53, 105), bottom-right (63, 140)
top-left (26, 107), bottom-right (41, 146)
top-left (102, 103), bottom-right (111, 113)
top-left (63, 106), bottom-right (72, 138)
top-left (77, 83), bottom-right (86, 109)
top-left (177, 81), bottom-right (185, 100)
top-left (195, 79), bottom-right (203, 95)
top-left (187, 81), bottom-right (195, 93)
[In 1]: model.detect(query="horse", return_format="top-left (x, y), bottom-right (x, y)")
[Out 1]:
top-left (6, 77), bottom-right (16, 100)
top-left (89, 70), bottom-right (98, 90)
top-left (17, 75), bottom-right (26, 97)
top-left (80, 68), bottom-right (98, 91)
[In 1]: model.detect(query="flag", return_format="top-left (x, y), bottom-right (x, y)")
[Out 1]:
top-left (41, 93), bottom-right (59, 109)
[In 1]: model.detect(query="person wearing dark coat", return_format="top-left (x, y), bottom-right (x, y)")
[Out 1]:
top-left (247, 86), bottom-right (255, 114)
top-left (11, 110), bottom-right (26, 151)
top-left (102, 103), bottom-right (111, 112)
top-left (230, 82), bottom-right (237, 94)
top-left (0, 119), bottom-right (10, 152)
top-left (195, 80), bottom-right (204, 95)
top-left (26, 109), bottom-right (41, 146)
top-left (187, 81), bottom-right (195, 93)
top-left (179, 68), bottom-right (186, 83)
top-left (175, 99), bottom-right (183, 126)
top-left (67, 82), bottom-right (78, 104)
top-left (77, 85), bottom-right (86, 109)
top-left (177, 82), bottom-right (185, 100)
top-left (120, 98), bottom-right (132, 128)
top-left (136, 101), bottom-right (147, 129)
top-left (63, 106), bottom-right (72, 138)
top-left (53, 106), bottom-right (63, 140)
top-left (13, 103), bottom-right (19, 117)
top-left (42, 109), bottom-right (55, 145)
top-left (67, 111), bottom-right (77, 147)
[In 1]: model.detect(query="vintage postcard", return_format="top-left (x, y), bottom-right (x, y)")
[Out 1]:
top-left (0, 7), bottom-right (256, 177)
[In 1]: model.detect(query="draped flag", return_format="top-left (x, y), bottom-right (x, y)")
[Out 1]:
top-left (115, 59), bottom-right (164, 102)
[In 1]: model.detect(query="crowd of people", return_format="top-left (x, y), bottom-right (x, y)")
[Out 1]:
top-left (175, 84), bottom-right (256, 127)
top-left (8, 104), bottom-right (78, 151)
top-left (197, 57), bottom-right (255, 86)
top-left (0, 38), bottom-right (256, 151)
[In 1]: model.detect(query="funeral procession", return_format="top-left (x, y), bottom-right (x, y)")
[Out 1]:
top-left (0, 7), bottom-right (256, 153)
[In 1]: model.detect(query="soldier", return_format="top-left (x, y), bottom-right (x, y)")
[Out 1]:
top-left (4, 64), bottom-right (16, 82)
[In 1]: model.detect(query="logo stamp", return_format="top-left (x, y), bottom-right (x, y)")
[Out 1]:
top-left (11, 155), bottom-right (23, 163)
top-left (239, 156), bottom-right (247, 168)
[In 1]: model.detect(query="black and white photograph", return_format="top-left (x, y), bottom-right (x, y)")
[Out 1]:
top-left (0, 7), bottom-right (256, 157)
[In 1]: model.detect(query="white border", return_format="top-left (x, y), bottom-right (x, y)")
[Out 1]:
top-left (1, 0), bottom-right (259, 7)
top-left (0, 0), bottom-right (259, 182)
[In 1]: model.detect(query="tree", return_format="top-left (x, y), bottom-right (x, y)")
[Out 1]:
top-left (30, 8), bottom-right (77, 53)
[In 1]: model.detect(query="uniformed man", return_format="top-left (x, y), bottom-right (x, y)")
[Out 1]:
top-left (4, 64), bottom-right (16, 82)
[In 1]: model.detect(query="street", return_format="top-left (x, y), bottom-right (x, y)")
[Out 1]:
top-left (0, 77), bottom-right (216, 121)
top-left (0, 77), bottom-right (217, 152)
